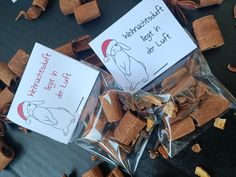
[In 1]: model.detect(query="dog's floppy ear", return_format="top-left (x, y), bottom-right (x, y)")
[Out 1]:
top-left (118, 42), bottom-right (131, 50)
top-left (30, 100), bottom-right (45, 105)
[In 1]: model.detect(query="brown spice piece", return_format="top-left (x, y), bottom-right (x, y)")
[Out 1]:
top-left (15, 6), bottom-right (42, 21)
top-left (214, 117), bottom-right (226, 130)
top-left (82, 165), bottom-right (104, 177)
top-left (59, 0), bottom-right (81, 15)
top-left (84, 113), bottom-right (107, 135)
top-left (0, 62), bottom-right (17, 87)
top-left (199, 0), bottom-right (224, 8)
top-left (32, 0), bottom-right (49, 11)
top-left (195, 166), bottom-right (211, 177)
top-left (168, 76), bottom-right (196, 97)
top-left (55, 42), bottom-right (76, 58)
top-left (163, 101), bottom-right (178, 118)
top-left (0, 88), bottom-right (14, 110)
top-left (83, 54), bottom-right (104, 68)
top-left (74, 1), bottom-right (101, 24)
top-left (161, 67), bottom-right (187, 90)
top-left (227, 64), bottom-right (236, 73)
top-left (8, 49), bottom-right (29, 77)
top-left (99, 90), bottom-right (123, 123)
top-left (158, 145), bottom-right (169, 159)
top-left (107, 167), bottom-right (124, 177)
top-left (0, 140), bottom-right (15, 170)
top-left (169, 117), bottom-right (195, 141)
top-left (191, 94), bottom-right (229, 127)
top-left (114, 111), bottom-right (146, 145)
top-left (72, 35), bottom-right (92, 53)
top-left (191, 143), bottom-right (201, 153)
top-left (195, 81), bottom-right (208, 99)
top-left (193, 15), bottom-right (224, 51)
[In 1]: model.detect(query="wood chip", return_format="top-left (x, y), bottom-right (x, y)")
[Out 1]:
top-left (107, 167), bottom-right (124, 177)
top-left (114, 111), bottom-right (146, 145)
top-left (8, 49), bottom-right (29, 77)
top-left (195, 166), bottom-right (211, 177)
top-left (99, 90), bottom-right (123, 123)
top-left (214, 117), bottom-right (226, 130)
top-left (199, 0), bottom-right (224, 8)
top-left (193, 15), bottom-right (224, 51)
top-left (82, 165), bottom-right (104, 177)
top-left (191, 94), bottom-right (229, 127)
top-left (191, 143), bottom-right (201, 153)
top-left (227, 64), bottom-right (236, 72)
top-left (59, 0), bottom-right (81, 15)
top-left (74, 1), bottom-right (101, 24)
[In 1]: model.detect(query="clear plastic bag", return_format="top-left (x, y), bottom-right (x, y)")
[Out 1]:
top-left (70, 70), bottom-right (168, 174)
top-left (143, 49), bottom-right (236, 157)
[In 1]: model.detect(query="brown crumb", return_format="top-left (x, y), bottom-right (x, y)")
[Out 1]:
top-left (195, 166), bottom-right (210, 177)
top-left (214, 117), bottom-right (226, 130)
top-left (191, 143), bottom-right (201, 153)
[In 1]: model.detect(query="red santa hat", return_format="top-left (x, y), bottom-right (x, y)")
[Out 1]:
top-left (17, 101), bottom-right (31, 124)
top-left (101, 39), bottom-right (117, 62)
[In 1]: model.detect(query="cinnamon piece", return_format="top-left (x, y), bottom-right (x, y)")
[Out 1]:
top-left (0, 88), bottom-right (14, 110)
top-left (191, 143), bottom-right (201, 153)
top-left (15, 6), bottom-right (42, 21)
top-left (191, 94), bottom-right (229, 126)
top-left (107, 167), bottom-right (124, 177)
top-left (169, 117), bottom-right (195, 141)
top-left (83, 54), bottom-right (104, 68)
top-left (84, 113), bottom-right (107, 134)
top-left (114, 111), bottom-right (146, 145)
top-left (32, 0), bottom-right (49, 11)
top-left (158, 145), bottom-right (169, 159)
top-left (0, 140), bottom-right (15, 170)
top-left (59, 0), bottom-right (81, 15)
top-left (74, 1), bottom-right (101, 24)
top-left (82, 165), bottom-right (104, 177)
top-left (0, 62), bottom-right (17, 87)
top-left (99, 90), bottom-right (123, 122)
top-left (55, 42), bottom-right (76, 58)
top-left (193, 15), bottom-right (224, 51)
top-left (8, 49), bottom-right (29, 77)
top-left (72, 35), bottom-right (92, 53)
top-left (168, 76), bottom-right (196, 97)
top-left (161, 67), bottom-right (187, 90)
top-left (199, 0), bottom-right (224, 8)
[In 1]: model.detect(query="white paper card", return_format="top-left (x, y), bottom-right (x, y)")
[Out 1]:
top-left (90, 0), bottom-right (197, 93)
top-left (7, 43), bottom-right (100, 144)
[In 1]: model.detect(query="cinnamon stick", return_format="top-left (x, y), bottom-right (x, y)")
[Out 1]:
top-left (193, 15), bottom-right (224, 51)
top-left (191, 94), bottom-right (229, 126)
top-left (82, 165), bottom-right (104, 177)
top-left (8, 49), bottom-right (29, 77)
top-left (99, 90), bottom-right (123, 122)
top-left (59, 0), bottom-right (81, 15)
top-left (74, 1), bottom-right (101, 24)
top-left (0, 62), bottom-right (17, 87)
top-left (114, 111), bottom-right (146, 145)
top-left (32, 0), bottom-right (49, 11)
top-left (0, 88), bottom-right (14, 110)
top-left (199, 0), bottom-right (224, 8)
top-left (84, 113), bottom-right (107, 134)
top-left (0, 140), bottom-right (14, 170)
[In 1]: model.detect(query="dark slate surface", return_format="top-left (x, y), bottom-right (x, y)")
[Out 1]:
top-left (0, 0), bottom-right (236, 177)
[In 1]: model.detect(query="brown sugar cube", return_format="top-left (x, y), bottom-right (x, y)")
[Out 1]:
top-left (82, 165), bottom-right (104, 177)
top-left (0, 62), bottom-right (17, 87)
top-left (59, 0), bottom-right (81, 15)
top-left (0, 140), bottom-right (15, 170)
top-left (191, 94), bottom-right (229, 127)
top-left (32, 0), bottom-right (49, 11)
top-left (8, 49), bottom-right (29, 77)
top-left (107, 167), bottom-right (124, 177)
top-left (55, 42), bottom-right (76, 58)
top-left (74, 1), bottom-right (101, 24)
top-left (114, 111), bottom-right (146, 145)
top-left (0, 88), bottom-right (14, 110)
top-left (84, 113), bottom-right (107, 134)
top-left (99, 90), bottom-right (123, 123)
top-left (199, 0), bottom-right (224, 8)
top-left (193, 15), bottom-right (224, 51)
top-left (169, 117), bottom-right (195, 141)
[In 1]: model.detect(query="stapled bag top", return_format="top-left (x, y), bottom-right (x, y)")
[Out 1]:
top-left (90, 0), bottom-right (197, 93)
top-left (7, 43), bottom-right (100, 144)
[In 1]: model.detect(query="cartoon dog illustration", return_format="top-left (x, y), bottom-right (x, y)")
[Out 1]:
top-left (17, 101), bottom-right (75, 136)
top-left (101, 39), bottom-right (149, 91)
